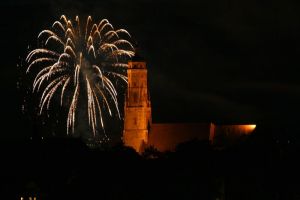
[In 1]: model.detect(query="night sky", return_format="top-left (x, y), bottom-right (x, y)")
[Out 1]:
top-left (2, 0), bottom-right (300, 140)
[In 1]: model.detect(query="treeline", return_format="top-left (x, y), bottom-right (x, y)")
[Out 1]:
top-left (1, 124), bottom-right (300, 200)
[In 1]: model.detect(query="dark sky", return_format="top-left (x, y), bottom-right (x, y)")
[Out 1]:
top-left (1, 0), bottom-right (300, 139)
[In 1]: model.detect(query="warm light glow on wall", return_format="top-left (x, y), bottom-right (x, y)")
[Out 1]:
top-left (242, 124), bottom-right (256, 135)
top-left (247, 124), bottom-right (256, 130)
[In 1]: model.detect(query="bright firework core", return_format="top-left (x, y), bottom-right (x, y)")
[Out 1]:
top-left (26, 15), bottom-right (134, 137)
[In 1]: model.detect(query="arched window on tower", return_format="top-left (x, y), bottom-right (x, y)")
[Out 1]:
top-left (133, 92), bottom-right (138, 104)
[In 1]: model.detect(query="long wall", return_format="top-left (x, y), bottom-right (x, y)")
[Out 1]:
top-left (148, 123), bottom-right (212, 152)
top-left (147, 123), bottom-right (256, 152)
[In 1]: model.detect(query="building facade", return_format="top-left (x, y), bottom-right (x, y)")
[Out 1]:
top-left (123, 59), bottom-right (151, 153)
top-left (123, 58), bottom-right (256, 153)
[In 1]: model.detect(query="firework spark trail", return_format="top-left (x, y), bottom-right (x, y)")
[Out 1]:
top-left (26, 15), bottom-right (134, 136)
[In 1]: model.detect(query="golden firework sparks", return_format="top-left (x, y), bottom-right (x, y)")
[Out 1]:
top-left (26, 15), bottom-right (134, 136)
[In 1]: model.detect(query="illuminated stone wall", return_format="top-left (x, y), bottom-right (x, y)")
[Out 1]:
top-left (211, 124), bottom-right (256, 146)
top-left (123, 60), bottom-right (151, 153)
top-left (148, 123), bottom-right (212, 152)
top-left (147, 123), bottom-right (256, 152)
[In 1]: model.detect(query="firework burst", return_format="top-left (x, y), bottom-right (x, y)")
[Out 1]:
top-left (26, 15), bottom-right (134, 136)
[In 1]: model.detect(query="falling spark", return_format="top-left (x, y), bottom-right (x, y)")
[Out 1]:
top-left (26, 15), bottom-right (134, 136)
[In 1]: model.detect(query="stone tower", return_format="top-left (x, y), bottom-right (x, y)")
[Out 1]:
top-left (123, 55), bottom-right (151, 153)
